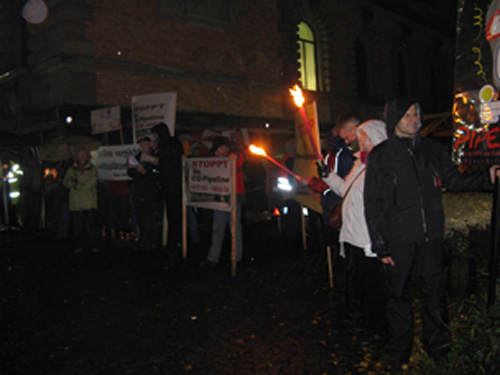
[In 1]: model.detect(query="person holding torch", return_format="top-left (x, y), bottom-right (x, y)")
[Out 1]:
top-left (319, 119), bottom-right (389, 343)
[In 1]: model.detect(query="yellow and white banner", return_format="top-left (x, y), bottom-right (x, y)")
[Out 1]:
top-left (293, 101), bottom-right (322, 213)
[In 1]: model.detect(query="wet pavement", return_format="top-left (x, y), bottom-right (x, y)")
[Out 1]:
top-left (2, 222), bottom-right (392, 375)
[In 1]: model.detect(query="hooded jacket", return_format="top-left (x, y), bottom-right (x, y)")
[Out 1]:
top-left (322, 119), bottom-right (387, 256)
top-left (364, 98), bottom-right (492, 257)
top-left (63, 161), bottom-right (98, 211)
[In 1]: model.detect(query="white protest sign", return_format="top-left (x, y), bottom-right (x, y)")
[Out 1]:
top-left (184, 157), bottom-right (235, 212)
top-left (91, 106), bottom-right (122, 134)
top-left (92, 144), bottom-right (140, 181)
top-left (132, 92), bottom-right (177, 142)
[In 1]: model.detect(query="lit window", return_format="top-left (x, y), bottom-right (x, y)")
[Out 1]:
top-left (297, 22), bottom-right (317, 91)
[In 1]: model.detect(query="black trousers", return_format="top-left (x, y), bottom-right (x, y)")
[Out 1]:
top-left (135, 194), bottom-right (158, 249)
top-left (344, 243), bottom-right (387, 334)
top-left (72, 209), bottom-right (99, 248)
top-left (164, 189), bottom-right (182, 247)
top-left (384, 241), bottom-right (450, 361)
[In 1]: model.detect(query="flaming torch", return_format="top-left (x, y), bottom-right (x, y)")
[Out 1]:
top-left (249, 144), bottom-right (302, 182)
top-left (289, 84), bottom-right (324, 162)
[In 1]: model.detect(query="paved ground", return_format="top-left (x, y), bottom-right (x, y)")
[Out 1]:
top-left (2, 221), bottom-right (394, 375)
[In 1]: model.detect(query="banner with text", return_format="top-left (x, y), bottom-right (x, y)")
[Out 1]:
top-left (132, 92), bottom-right (177, 142)
top-left (91, 144), bottom-right (140, 181)
top-left (183, 157), bottom-right (235, 212)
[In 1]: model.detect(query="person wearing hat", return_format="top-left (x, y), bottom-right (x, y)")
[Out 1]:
top-left (200, 136), bottom-right (245, 265)
top-left (364, 98), bottom-right (500, 369)
top-left (321, 119), bottom-right (388, 342)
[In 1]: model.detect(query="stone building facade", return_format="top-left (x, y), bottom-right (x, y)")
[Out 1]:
top-left (0, 0), bottom-right (457, 145)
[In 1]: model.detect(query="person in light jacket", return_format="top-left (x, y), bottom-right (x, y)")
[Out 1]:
top-left (63, 147), bottom-right (99, 253)
top-left (322, 119), bottom-right (388, 340)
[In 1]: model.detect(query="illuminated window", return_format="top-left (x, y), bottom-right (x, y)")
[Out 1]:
top-left (297, 22), bottom-right (317, 91)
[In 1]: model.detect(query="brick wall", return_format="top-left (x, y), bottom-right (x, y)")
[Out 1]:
top-left (86, 0), bottom-right (285, 117)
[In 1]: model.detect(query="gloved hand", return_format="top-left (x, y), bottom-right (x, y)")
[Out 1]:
top-left (316, 160), bottom-right (330, 178)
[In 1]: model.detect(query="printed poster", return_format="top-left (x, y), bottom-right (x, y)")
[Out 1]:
top-left (132, 92), bottom-right (177, 142)
top-left (183, 157), bottom-right (235, 212)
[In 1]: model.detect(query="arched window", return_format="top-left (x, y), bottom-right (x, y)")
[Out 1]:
top-left (297, 22), bottom-right (317, 91)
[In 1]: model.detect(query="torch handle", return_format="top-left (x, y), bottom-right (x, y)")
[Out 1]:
top-left (265, 155), bottom-right (301, 181)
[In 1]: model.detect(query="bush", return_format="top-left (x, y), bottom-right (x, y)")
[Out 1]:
top-left (419, 298), bottom-right (500, 375)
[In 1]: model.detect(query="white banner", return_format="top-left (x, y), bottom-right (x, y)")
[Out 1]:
top-left (91, 106), bottom-right (122, 134)
top-left (184, 157), bottom-right (234, 211)
top-left (91, 144), bottom-right (141, 181)
top-left (132, 92), bottom-right (177, 141)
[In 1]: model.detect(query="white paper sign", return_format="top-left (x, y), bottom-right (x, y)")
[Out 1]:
top-left (184, 157), bottom-right (234, 211)
top-left (92, 144), bottom-right (141, 181)
top-left (91, 106), bottom-right (122, 134)
top-left (132, 92), bottom-right (177, 139)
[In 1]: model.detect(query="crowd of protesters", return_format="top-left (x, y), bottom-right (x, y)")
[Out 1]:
top-left (36, 98), bottom-right (500, 372)
top-left (43, 124), bottom-right (254, 261)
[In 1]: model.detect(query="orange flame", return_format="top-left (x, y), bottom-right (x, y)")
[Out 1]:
top-left (249, 144), bottom-right (267, 156)
top-left (289, 84), bottom-right (305, 107)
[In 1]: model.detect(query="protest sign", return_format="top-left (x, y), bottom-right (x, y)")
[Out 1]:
top-left (131, 92), bottom-right (177, 143)
top-left (183, 157), bottom-right (235, 212)
top-left (91, 144), bottom-right (141, 181)
top-left (182, 156), bottom-right (238, 276)
top-left (91, 106), bottom-right (121, 134)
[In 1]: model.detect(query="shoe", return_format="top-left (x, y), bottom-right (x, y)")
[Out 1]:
top-left (199, 260), bottom-right (217, 267)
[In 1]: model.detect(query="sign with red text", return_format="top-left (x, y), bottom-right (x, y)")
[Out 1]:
top-left (91, 106), bottom-right (121, 134)
top-left (453, 0), bottom-right (500, 164)
top-left (183, 156), bottom-right (236, 211)
top-left (132, 92), bottom-right (177, 142)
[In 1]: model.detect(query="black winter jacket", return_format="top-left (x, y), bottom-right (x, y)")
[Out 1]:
top-left (364, 133), bottom-right (492, 257)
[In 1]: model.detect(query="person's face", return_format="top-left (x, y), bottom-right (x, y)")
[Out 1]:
top-left (215, 144), bottom-right (229, 157)
top-left (139, 140), bottom-right (151, 153)
top-left (339, 120), bottom-right (358, 145)
top-left (395, 104), bottom-right (420, 138)
top-left (358, 130), bottom-right (374, 153)
top-left (77, 150), bottom-right (88, 165)
top-left (233, 130), bottom-right (244, 145)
